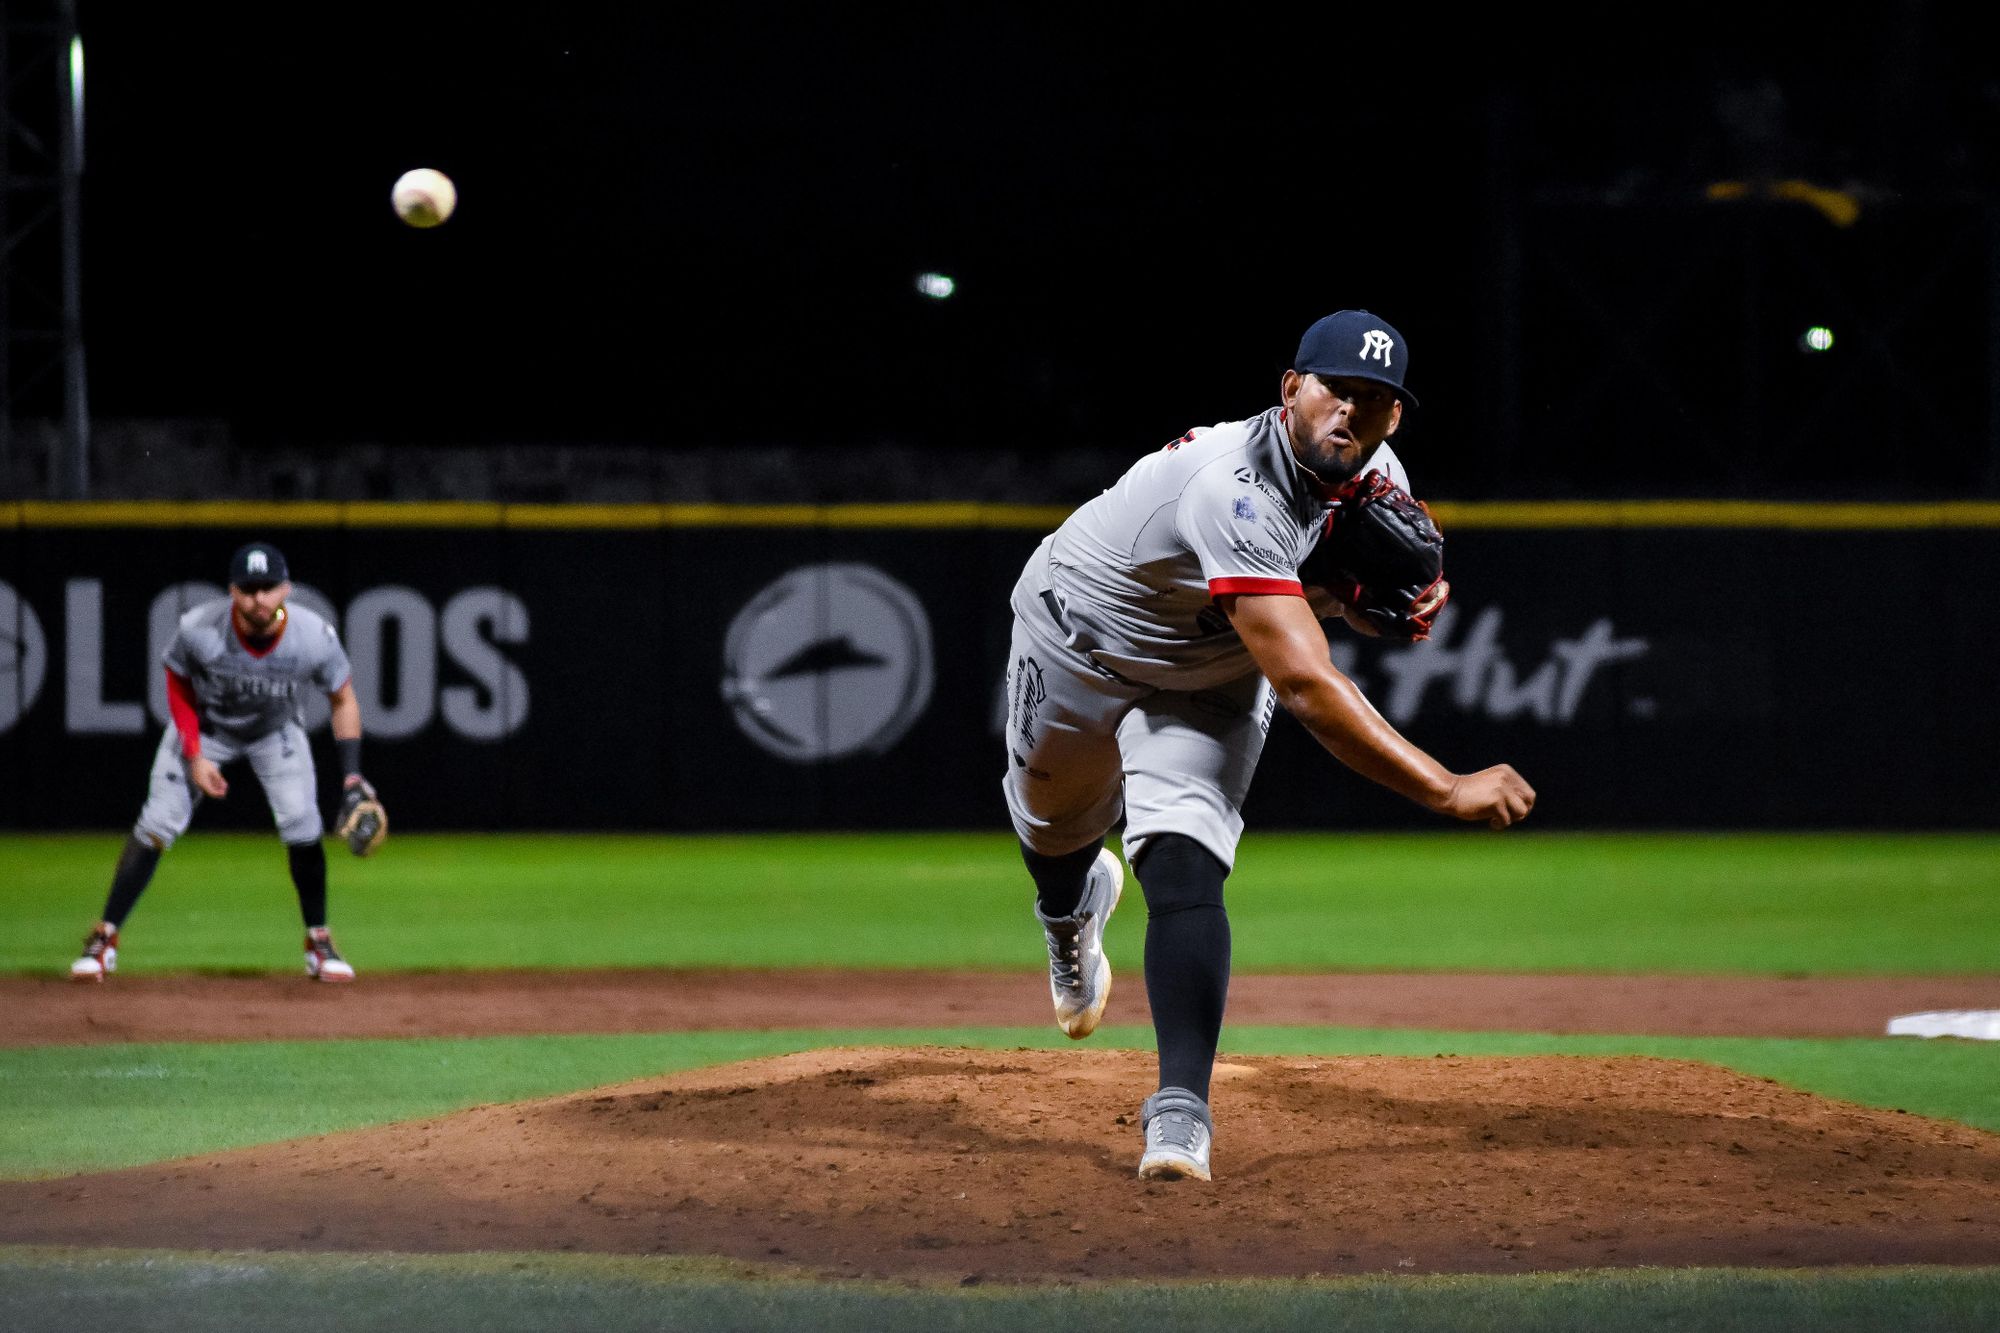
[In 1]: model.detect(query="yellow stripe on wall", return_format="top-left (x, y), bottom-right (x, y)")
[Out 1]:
top-left (1424, 500), bottom-right (2000, 529)
top-left (5, 499), bottom-right (2000, 531)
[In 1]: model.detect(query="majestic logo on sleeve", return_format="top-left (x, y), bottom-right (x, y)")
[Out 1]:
top-left (1360, 330), bottom-right (1394, 365)
top-left (722, 563), bottom-right (934, 762)
top-left (1233, 467), bottom-right (1288, 509)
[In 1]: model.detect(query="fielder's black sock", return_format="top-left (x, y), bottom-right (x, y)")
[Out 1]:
top-left (1021, 838), bottom-right (1104, 919)
top-left (287, 840), bottom-right (328, 929)
top-left (99, 835), bottom-right (163, 927)
top-left (1134, 833), bottom-right (1231, 1103)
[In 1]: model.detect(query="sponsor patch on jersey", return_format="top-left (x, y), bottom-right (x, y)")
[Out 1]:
top-left (1233, 496), bottom-right (1257, 521)
top-left (1230, 536), bottom-right (1287, 564)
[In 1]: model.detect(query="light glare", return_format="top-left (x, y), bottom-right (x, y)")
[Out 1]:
top-left (1800, 326), bottom-right (1835, 353)
top-left (915, 272), bottom-right (956, 300)
top-left (68, 37), bottom-right (85, 161)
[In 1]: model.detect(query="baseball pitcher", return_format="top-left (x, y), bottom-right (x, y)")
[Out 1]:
top-left (1002, 310), bottom-right (1534, 1180)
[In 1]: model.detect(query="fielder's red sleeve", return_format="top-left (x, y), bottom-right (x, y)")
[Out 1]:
top-left (165, 668), bottom-right (202, 759)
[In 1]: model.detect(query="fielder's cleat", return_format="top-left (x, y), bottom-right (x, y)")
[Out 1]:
top-left (304, 927), bottom-right (356, 983)
top-left (1138, 1087), bottom-right (1214, 1181)
top-left (1035, 847), bottom-right (1123, 1039)
top-left (69, 923), bottom-right (119, 982)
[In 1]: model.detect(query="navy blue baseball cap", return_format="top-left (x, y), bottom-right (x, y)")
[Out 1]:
top-left (228, 541), bottom-right (289, 587)
top-left (1294, 309), bottom-right (1419, 408)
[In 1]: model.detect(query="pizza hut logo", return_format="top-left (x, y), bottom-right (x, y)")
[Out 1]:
top-left (722, 564), bottom-right (935, 762)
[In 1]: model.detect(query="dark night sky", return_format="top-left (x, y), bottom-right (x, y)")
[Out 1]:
top-left (66, 3), bottom-right (2000, 490)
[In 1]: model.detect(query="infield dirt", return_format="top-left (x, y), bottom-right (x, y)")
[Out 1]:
top-left (10, 968), bottom-right (2000, 1045)
top-left (4, 1044), bottom-right (2000, 1280)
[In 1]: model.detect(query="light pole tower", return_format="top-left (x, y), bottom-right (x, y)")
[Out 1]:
top-left (1, 0), bottom-right (88, 498)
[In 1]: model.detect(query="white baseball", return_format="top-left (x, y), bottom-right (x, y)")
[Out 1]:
top-left (391, 168), bottom-right (457, 228)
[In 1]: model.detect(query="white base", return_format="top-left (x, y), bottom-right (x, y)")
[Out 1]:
top-left (1885, 1009), bottom-right (2000, 1040)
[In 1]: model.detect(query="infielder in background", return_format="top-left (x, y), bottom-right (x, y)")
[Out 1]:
top-left (1003, 310), bottom-right (1535, 1180)
top-left (69, 541), bottom-right (386, 984)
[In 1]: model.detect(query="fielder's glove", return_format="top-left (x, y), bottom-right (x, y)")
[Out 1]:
top-left (335, 778), bottom-right (388, 857)
top-left (1299, 469), bottom-right (1449, 641)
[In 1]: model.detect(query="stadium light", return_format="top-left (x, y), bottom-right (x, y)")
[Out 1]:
top-left (915, 272), bottom-right (956, 300)
top-left (1798, 325), bottom-right (1835, 353)
top-left (70, 37), bottom-right (85, 161)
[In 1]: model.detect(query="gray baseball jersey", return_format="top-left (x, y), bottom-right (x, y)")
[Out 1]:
top-left (162, 601), bottom-right (351, 743)
top-left (1003, 408), bottom-right (1414, 868)
top-left (137, 601), bottom-right (350, 848)
top-left (1013, 405), bottom-right (1409, 691)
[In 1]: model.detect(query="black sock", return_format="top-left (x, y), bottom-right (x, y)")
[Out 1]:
top-left (288, 840), bottom-right (328, 929)
top-left (100, 835), bottom-right (163, 927)
top-left (1021, 838), bottom-right (1104, 919)
top-left (1134, 834), bottom-right (1231, 1102)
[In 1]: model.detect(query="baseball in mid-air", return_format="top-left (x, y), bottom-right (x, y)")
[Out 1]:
top-left (391, 168), bottom-right (457, 228)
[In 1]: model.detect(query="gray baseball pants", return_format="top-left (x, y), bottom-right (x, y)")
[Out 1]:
top-left (134, 722), bottom-right (324, 848)
top-left (1001, 598), bottom-right (1274, 873)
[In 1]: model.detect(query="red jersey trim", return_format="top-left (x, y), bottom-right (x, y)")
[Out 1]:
top-left (1208, 577), bottom-right (1305, 597)
top-left (165, 668), bottom-right (202, 758)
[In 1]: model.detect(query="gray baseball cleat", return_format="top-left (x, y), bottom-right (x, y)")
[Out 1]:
top-left (1034, 847), bottom-right (1123, 1039)
top-left (1138, 1086), bottom-right (1213, 1181)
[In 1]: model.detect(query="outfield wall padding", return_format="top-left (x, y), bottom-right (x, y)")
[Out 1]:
top-left (2, 512), bottom-right (1995, 830)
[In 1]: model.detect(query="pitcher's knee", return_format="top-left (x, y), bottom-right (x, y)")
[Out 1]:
top-left (1133, 833), bottom-right (1229, 914)
top-left (1003, 781), bottom-right (1120, 860)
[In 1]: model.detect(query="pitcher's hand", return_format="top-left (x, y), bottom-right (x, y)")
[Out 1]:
top-left (1435, 764), bottom-right (1534, 829)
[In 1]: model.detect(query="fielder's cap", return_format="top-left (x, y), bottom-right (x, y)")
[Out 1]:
top-left (228, 541), bottom-right (289, 587)
top-left (1295, 309), bottom-right (1419, 408)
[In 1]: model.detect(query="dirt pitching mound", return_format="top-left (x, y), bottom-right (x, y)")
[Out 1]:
top-left (8, 1046), bottom-right (2000, 1280)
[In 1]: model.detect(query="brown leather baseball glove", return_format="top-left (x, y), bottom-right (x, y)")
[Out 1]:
top-left (335, 778), bottom-right (388, 857)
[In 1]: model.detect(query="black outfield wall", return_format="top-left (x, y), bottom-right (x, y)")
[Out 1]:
top-left (2, 502), bottom-right (1995, 832)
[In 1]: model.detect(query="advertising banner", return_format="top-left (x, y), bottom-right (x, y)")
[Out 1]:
top-left (2, 508), bottom-right (1994, 831)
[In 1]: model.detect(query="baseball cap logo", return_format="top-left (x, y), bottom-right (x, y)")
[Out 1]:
top-left (247, 550), bottom-right (269, 575)
top-left (1359, 330), bottom-right (1394, 366)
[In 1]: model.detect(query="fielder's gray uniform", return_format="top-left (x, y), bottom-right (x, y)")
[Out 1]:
top-left (1003, 405), bottom-right (1409, 870)
top-left (136, 601), bottom-right (352, 848)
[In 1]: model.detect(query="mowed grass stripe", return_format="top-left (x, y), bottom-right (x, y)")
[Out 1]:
top-left (5, 832), bottom-right (1998, 976)
top-left (3, 1245), bottom-right (1998, 1333)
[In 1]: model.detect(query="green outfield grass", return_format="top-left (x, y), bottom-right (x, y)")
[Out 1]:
top-left (6, 831), bottom-right (1999, 976)
top-left (5, 1246), bottom-right (1997, 1333)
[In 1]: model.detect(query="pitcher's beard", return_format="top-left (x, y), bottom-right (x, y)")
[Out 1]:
top-left (1299, 445), bottom-right (1364, 487)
